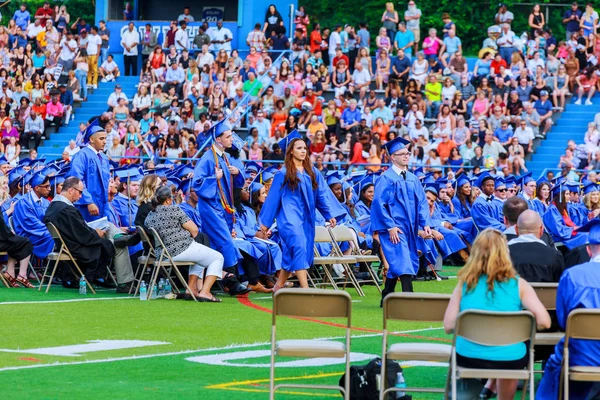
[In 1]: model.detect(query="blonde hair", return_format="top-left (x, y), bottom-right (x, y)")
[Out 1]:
top-left (0, 175), bottom-right (9, 203)
top-left (584, 192), bottom-right (600, 211)
top-left (137, 174), bottom-right (161, 205)
top-left (457, 228), bottom-right (516, 293)
top-left (386, 2), bottom-right (395, 11)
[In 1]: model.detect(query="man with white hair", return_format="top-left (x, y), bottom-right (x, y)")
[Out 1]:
top-left (64, 139), bottom-right (80, 157)
top-left (496, 23), bottom-right (515, 63)
top-left (404, 1), bottom-right (421, 52)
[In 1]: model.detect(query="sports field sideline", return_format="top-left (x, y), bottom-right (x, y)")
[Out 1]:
top-left (0, 267), bottom-right (532, 399)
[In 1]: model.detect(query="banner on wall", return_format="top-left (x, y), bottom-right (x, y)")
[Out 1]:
top-left (105, 21), bottom-right (239, 52)
top-left (202, 7), bottom-right (225, 22)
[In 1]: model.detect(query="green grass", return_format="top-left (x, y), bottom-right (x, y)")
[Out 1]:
top-left (0, 268), bottom-right (463, 399)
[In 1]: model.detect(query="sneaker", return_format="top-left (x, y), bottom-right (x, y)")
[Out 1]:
top-left (574, 99), bottom-right (582, 105)
top-left (585, 100), bottom-right (593, 106)
top-left (101, 78), bottom-right (107, 83)
top-left (93, 84), bottom-right (97, 89)
top-left (535, 134), bottom-right (545, 139)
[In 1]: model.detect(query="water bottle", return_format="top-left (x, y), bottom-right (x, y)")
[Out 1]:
top-left (395, 372), bottom-right (406, 398)
top-left (158, 278), bottom-right (165, 297)
top-left (164, 280), bottom-right (172, 296)
top-left (151, 283), bottom-right (158, 299)
top-left (79, 276), bottom-right (86, 295)
top-left (140, 281), bottom-right (147, 301)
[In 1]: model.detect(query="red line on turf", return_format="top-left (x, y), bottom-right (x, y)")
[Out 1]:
top-left (237, 295), bottom-right (451, 343)
top-left (17, 357), bottom-right (44, 363)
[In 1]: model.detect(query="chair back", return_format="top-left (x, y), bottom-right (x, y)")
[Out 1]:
top-left (531, 283), bottom-right (558, 311)
top-left (46, 222), bottom-right (70, 254)
top-left (148, 227), bottom-right (173, 260)
top-left (329, 225), bottom-right (356, 243)
top-left (384, 292), bottom-right (450, 329)
top-left (314, 226), bottom-right (334, 243)
top-left (273, 289), bottom-right (352, 326)
top-left (454, 310), bottom-right (536, 347)
top-left (137, 225), bottom-right (155, 251)
top-left (8, 215), bottom-right (15, 233)
top-left (565, 309), bottom-right (600, 345)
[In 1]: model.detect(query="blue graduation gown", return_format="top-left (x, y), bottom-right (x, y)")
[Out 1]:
top-left (429, 205), bottom-right (468, 257)
top-left (106, 201), bottom-right (121, 226)
top-left (542, 205), bottom-right (589, 250)
top-left (438, 200), bottom-right (476, 243)
top-left (70, 146), bottom-right (110, 222)
top-left (529, 198), bottom-right (548, 216)
top-left (236, 205), bottom-right (281, 275)
top-left (451, 196), bottom-right (472, 219)
top-left (471, 195), bottom-right (505, 231)
top-left (2, 194), bottom-right (21, 224)
top-left (192, 146), bottom-right (245, 268)
top-left (108, 199), bottom-right (143, 254)
top-left (259, 167), bottom-right (345, 272)
top-left (13, 193), bottom-right (53, 258)
top-left (354, 200), bottom-right (371, 235)
top-left (179, 202), bottom-right (202, 229)
top-left (537, 261), bottom-right (600, 399)
top-left (568, 202), bottom-right (589, 226)
top-left (112, 194), bottom-right (139, 228)
top-left (371, 169), bottom-right (430, 278)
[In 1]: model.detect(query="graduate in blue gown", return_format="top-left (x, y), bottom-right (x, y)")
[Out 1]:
top-left (353, 175), bottom-right (376, 235)
top-left (3, 169), bottom-right (25, 224)
top-left (192, 123), bottom-right (245, 269)
top-left (530, 178), bottom-right (551, 216)
top-left (371, 137), bottom-right (432, 300)
top-left (259, 131), bottom-right (345, 291)
top-left (178, 180), bottom-right (203, 229)
top-left (491, 177), bottom-right (508, 223)
top-left (517, 172), bottom-right (537, 211)
top-left (13, 171), bottom-right (53, 259)
top-left (581, 181), bottom-right (600, 220)
top-left (471, 172), bottom-right (506, 231)
top-left (537, 218), bottom-right (600, 400)
top-left (451, 174), bottom-right (473, 220)
top-left (542, 183), bottom-right (589, 250)
top-left (69, 125), bottom-right (110, 222)
top-left (111, 167), bottom-right (141, 229)
top-left (566, 182), bottom-right (589, 227)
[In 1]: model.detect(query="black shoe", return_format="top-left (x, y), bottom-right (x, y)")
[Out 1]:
top-left (414, 276), bottom-right (426, 281)
top-left (438, 274), bottom-right (449, 280)
top-left (62, 280), bottom-right (78, 289)
top-left (116, 282), bottom-right (134, 293)
top-left (229, 283), bottom-right (251, 296)
top-left (479, 387), bottom-right (497, 399)
top-left (93, 278), bottom-right (116, 289)
top-left (114, 234), bottom-right (140, 248)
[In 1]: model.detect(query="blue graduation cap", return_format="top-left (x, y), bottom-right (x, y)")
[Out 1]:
top-left (151, 167), bottom-right (171, 178)
top-left (42, 163), bottom-right (62, 176)
top-left (422, 172), bottom-right (436, 184)
top-left (551, 176), bottom-right (567, 187)
top-left (109, 160), bottom-right (120, 169)
top-left (114, 166), bottom-right (143, 182)
top-left (178, 178), bottom-right (192, 194)
top-left (17, 158), bottom-right (35, 167)
top-left (505, 176), bottom-right (517, 189)
top-left (518, 172), bottom-right (535, 186)
top-left (9, 167), bottom-right (26, 186)
top-left (260, 165), bottom-right (279, 182)
top-left (244, 161), bottom-right (262, 175)
top-left (82, 119), bottom-right (103, 145)
top-left (475, 171), bottom-right (494, 189)
top-left (167, 177), bottom-right (181, 188)
top-left (209, 121), bottom-right (232, 140)
top-left (231, 132), bottom-right (246, 152)
top-left (424, 182), bottom-right (443, 196)
top-left (49, 172), bottom-right (67, 190)
top-left (350, 170), bottom-right (368, 184)
top-left (566, 181), bottom-right (581, 195)
top-left (583, 181), bottom-right (599, 195)
top-left (536, 175), bottom-right (549, 186)
top-left (248, 174), bottom-right (264, 205)
top-left (0, 155), bottom-right (7, 166)
top-left (26, 170), bottom-right (48, 187)
top-left (494, 177), bottom-right (506, 190)
top-left (278, 130), bottom-right (302, 154)
top-left (414, 167), bottom-right (425, 179)
top-left (326, 170), bottom-right (345, 187)
top-left (382, 136), bottom-right (410, 155)
top-left (454, 173), bottom-right (470, 188)
top-left (355, 174), bottom-right (376, 194)
top-left (174, 164), bottom-right (194, 179)
top-left (551, 182), bottom-right (569, 199)
top-left (575, 218), bottom-right (600, 244)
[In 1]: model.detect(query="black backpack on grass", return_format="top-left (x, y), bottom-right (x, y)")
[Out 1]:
top-left (339, 357), bottom-right (411, 400)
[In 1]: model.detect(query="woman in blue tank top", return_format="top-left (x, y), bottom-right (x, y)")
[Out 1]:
top-left (444, 228), bottom-right (551, 399)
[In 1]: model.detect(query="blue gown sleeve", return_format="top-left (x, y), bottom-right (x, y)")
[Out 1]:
top-left (471, 199), bottom-right (505, 231)
top-left (556, 271), bottom-right (574, 331)
top-left (542, 206), bottom-right (574, 242)
top-left (314, 170), bottom-right (346, 222)
top-left (258, 171), bottom-right (284, 228)
top-left (13, 197), bottom-right (46, 237)
top-left (192, 156), bottom-right (219, 202)
top-left (70, 152), bottom-right (94, 206)
top-left (370, 174), bottom-right (395, 232)
top-left (416, 182), bottom-right (431, 229)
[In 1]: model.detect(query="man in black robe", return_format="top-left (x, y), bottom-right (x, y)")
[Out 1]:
top-left (44, 176), bottom-right (115, 288)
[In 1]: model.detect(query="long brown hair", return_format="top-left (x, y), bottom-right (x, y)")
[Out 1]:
top-left (458, 228), bottom-right (516, 293)
top-left (283, 138), bottom-right (318, 191)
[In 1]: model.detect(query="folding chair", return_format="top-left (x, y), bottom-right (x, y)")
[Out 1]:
top-left (562, 309), bottom-right (600, 400)
top-left (329, 225), bottom-right (382, 293)
top-left (313, 226), bottom-right (362, 295)
top-left (40, 223), bottom-right (96, 294)
top-left (131, 226), bottom-right (157, 296)
top-left (450, 310), bottom-right (536, 400)
top-left (381, 293), bottom-right (451, 399)
top-left (531, 283), bottom-right (564, 347)
top-left (148, 228), bottom-right (197, 301)
top-left (270, 289), bottom-right (352, 400)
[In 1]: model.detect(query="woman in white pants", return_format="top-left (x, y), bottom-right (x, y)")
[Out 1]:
top-left (145, 186), bottom-right (224, 302)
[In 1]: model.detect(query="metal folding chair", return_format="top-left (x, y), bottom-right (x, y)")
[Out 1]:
top-left (562, 309), bottom-right (600, 400)
top-left (40, 223), bottom-right (96, 294)
top-left (381, 292), bottom-right (451, 398)
top-left (131, 226), bottom-right (157, 296)
top-left (0, 252), bottom-right (10, 288)
top-left (450, 310), bottom-right (537, 400)
top-left (531, 283), bottom-right (564, 348)
top-left (270, 289), bottom-right (352, 400)
top-left (313, 226), bottom-right (361, 295)
top-left (329, 225), bottom-right (382, 293)
top-left (147, 228), bottom-right (197, 301)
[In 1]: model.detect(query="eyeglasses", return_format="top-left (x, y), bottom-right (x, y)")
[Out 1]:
top-left (72, 187), bottom-right (83, 194)
top-left (496, 188), bottom-right (507, 192)
top-left (393, 152), bottom-right (410, 157)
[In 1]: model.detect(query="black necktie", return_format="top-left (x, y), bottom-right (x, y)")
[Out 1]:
top-left (401, 171), bottom-right (406, 181)
top-left (486, 196), bottom-right (493, 202)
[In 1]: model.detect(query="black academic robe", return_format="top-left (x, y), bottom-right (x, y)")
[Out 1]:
top-left (508, 242), bottom-right (566, 283)
top-left (0, 213), bottom-right (32, 261)
top-left (44, 200), bottom-right (114, 281)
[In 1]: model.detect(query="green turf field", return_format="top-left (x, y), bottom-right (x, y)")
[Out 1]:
top-left (0, 267), bottom-right (528, 399)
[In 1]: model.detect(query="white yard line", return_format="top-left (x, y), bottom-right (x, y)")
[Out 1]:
top-left (0, 297), bottom-right (136, 305)
top-left (0, 327), bottom-right (445, 373)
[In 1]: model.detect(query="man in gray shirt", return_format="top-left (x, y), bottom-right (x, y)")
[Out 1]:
top-left (22, 110), bottom-right (44, 150)
top-left (98, 20), bottom-right (111, 64)
top-left (356, 22), bottom-right (370, 52)
top-left (404, 1), bottom-right (421, 52)
top-left (521, 102), bottom-right (542, 138)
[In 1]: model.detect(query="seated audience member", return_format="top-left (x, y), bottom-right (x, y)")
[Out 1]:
top-left (0, 199), bottom-right (33, 288)
top-left (508, 210), bottom-right (565, 282)
top-left (145, 186), bottom-right (224, 302)
top-left (503, 196), bottom-right (554, 246)
top-left (444, 229), bottom-right (551, 400)
top-left (44, 177), bottom-right (136, 292)
top-left (537, 218), bottom-right (600, 399)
